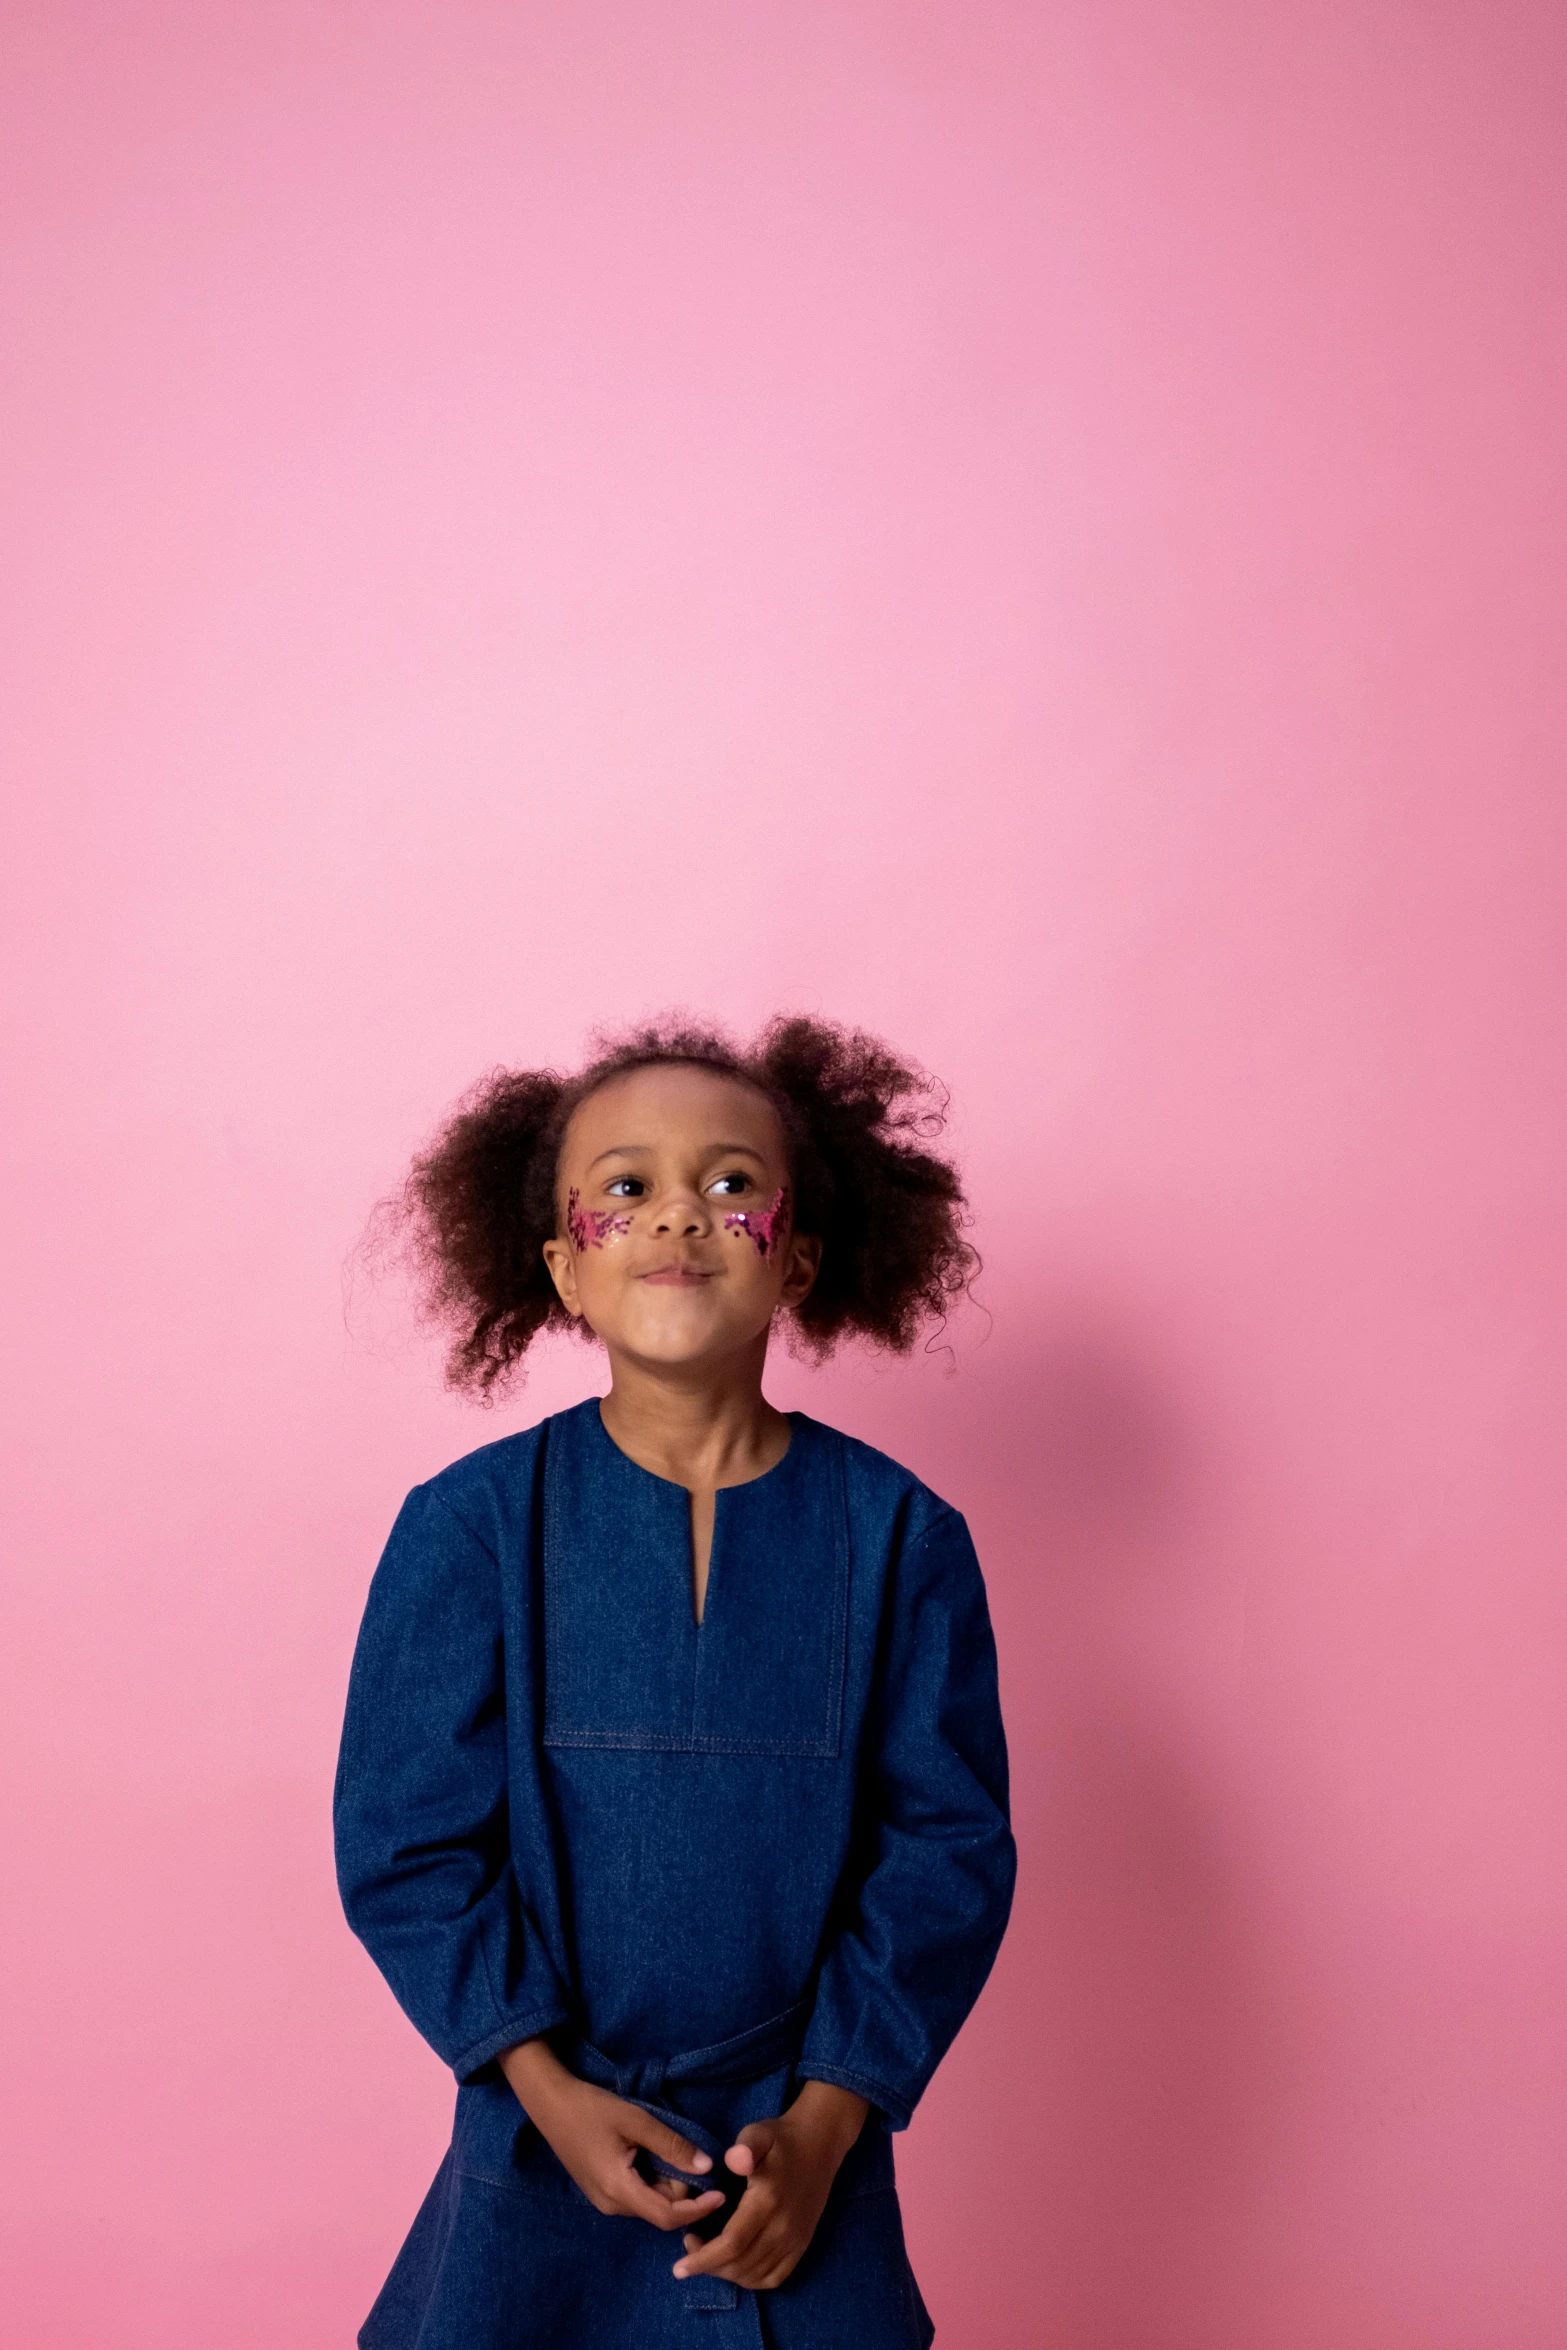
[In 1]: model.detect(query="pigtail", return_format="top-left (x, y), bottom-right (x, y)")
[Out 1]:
top-left (754, 1016), bottom-right (978, 1355)
top-left (398, 1065), bottom-right (578, 1394)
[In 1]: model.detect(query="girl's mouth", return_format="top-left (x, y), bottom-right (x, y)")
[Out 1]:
top-left (640, 1267), bottom-right (715, 1286)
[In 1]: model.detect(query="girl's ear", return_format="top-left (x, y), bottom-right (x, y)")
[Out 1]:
top-left (779, 1231), bottom-right (822, 1309)
top-left (541, 1234), bottom-right (585, 1319)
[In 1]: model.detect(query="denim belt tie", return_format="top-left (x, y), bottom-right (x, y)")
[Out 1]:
top-left (560, 1998), bottom-right (813, 2324)
top-left (564, 1996), bottom-right (811, 2104)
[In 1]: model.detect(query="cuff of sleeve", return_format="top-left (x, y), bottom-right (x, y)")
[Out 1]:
top-left (796, 2060), bottom-right (914, 2132)
top-left (451, 2004), bottom-right (573, 2085)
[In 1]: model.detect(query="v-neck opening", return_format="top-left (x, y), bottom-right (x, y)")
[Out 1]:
top-left (542, 1403), bottom-right (846, 1758)
top-left (689, 1489), bottom-right (714, 1632)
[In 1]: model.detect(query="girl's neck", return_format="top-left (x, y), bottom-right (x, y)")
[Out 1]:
top-left (598, 1343), bottom-right (791, 1492)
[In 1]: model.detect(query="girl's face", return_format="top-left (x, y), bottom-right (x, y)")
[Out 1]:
top-left (541, 1064), bottom-right (820, 1373)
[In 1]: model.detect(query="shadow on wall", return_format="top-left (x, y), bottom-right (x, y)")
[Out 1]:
top-left (867, 1311), bottom-right (1289, 2342)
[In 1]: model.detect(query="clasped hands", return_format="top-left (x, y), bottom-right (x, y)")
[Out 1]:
top-left (499, 2036), bottom-right (869, 2292)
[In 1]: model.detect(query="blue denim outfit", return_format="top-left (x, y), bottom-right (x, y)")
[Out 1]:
top-left (334, 1401), bottom-right (1015, 2348)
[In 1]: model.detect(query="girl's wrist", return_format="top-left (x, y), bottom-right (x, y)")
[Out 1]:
top-left (499, 2034), bottom-right (578, 2115)
top-left (785, 2079), bottom-right (870, 2164)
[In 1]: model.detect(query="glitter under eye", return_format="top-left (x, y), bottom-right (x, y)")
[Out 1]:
top-left (723, 1184), bottom-right (790, 1257)
top-left (567, 1187), bottom-right (632, 1250)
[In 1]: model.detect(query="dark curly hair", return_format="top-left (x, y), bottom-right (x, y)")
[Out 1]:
top-left (374, 1012), bottom-right (979, 1396)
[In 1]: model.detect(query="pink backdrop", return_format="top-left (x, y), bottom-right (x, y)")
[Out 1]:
top-left (4, 5), bottom-right (1566, 2345)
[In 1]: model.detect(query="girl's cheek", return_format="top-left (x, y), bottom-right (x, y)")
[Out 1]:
top-left (722, 1185), bottom-right (791, 1258)
top-left (566, 1187), bottom-right (632, 1251)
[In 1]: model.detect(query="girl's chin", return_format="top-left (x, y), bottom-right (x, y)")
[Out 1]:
top-left (611, 1311), bottom-right (769, 1364)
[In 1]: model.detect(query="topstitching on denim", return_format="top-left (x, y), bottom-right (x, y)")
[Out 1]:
top-left (541, 1405), bottom-right (848, 1758)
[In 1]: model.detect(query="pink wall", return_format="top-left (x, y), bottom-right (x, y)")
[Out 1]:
top-left (4, 4), bottom-right (1566, 2344)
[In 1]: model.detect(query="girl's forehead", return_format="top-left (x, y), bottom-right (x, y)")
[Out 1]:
top-left (563, 1064), bottom-right (783, 1158)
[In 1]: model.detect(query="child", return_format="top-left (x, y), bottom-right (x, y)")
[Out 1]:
top-left (335, 1015), bottom-right (1016, 2349)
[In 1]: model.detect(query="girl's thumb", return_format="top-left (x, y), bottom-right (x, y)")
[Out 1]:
top-left (725, 2123), bottom-right (776, 2177)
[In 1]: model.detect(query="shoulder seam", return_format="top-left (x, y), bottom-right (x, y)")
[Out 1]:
top-left (421, 1483), bottom-right (503, 1567)
top-left (901, 1503), bottom-right (963, 1563)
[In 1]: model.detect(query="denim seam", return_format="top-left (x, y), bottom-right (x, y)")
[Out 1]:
top-left (820, 1431), bottom-right (850, 1756)
top-left (540, 1419), bottom-right (851, 1759)
top-left (454, 2160), bottom-right (601, 2214)
top-left (542, 1727), bottom-right (839, 1757)
top-left (453, 2161), bottom-right (575, 2201)
top-left (475, 1907), bottom-right (513, 2044)
top-left (798, 2061), bottom-right (914, 2129)
top-left (424, 1484), bottom-right (504, 1567)
top-left (541, 1437), bottom-right (566, 1740)
top-left (451, 2002), bottom-right (572, 2081)
top-left (898, 1504), bottom-right (961, 1570)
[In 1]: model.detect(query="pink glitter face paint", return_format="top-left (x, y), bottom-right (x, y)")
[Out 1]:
top-left (566, 1186), bottom-right (632, 1251)
top-left (723, 1184), bottom-right (790, 1258)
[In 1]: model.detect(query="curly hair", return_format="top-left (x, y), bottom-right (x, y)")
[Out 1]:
top-left (380, 1012), bottom-right (978, 1396)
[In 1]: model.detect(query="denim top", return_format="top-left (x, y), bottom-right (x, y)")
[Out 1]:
top-left (334, 1398), bottom-right (1015, 2133)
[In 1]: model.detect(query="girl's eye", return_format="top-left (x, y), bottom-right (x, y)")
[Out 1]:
top-left (604, 1178), bottom-right (646, 1198)
top-left (708, 1172), bottom-right (752, 1197)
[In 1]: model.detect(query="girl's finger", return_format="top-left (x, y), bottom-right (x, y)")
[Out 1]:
top-left (684, 2227), bottom-right (795, 2291)
top-left (615, 2179), bottom-right (725, 2232)
top-left (733, 2230), bottom-right (802, 2291)
top-left (753, 2257), bottom-right (804, 2292)
top-left (623, 2111), bottom-right (713, 2174)
top-left (724, 2121), bottom-right (777, 2177)
top-left (671, 2194), bottom-right (769, 2278)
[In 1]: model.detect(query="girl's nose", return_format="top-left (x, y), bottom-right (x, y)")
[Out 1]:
top-left (649, 1188), bottom-right (710, 1235)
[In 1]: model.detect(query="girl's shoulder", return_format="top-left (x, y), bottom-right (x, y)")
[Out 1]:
top-left (793, 1411), bottom-right (965, 1555)
top-left (397, 1407), bottom-right (564, 1556)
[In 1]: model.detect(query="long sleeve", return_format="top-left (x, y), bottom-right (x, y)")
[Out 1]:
top-left (799, 1506), bottom-right (1016, 2128)
top-left (333, 1483), bottom-right (572, 2080)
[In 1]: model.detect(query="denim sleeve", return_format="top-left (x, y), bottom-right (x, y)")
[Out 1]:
top-left (799, 1507), bottom-right (1016, 2129)
top-left (333, 1485), bottom-right (572, 2081)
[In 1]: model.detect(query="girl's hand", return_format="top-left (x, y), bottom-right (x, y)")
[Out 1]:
top-left (670, 2081), bottom-right (870, 2292)
top-left (499, 2037), bottom-right (726, 2232)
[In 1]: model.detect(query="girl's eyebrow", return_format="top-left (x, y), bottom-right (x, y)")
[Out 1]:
top-left (585, 1141), bottom-right (767, 1169)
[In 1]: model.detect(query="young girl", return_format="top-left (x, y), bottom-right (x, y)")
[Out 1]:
top-left (335, 1015), bottom-right (1015, 2349)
